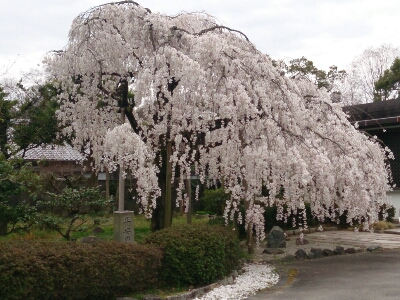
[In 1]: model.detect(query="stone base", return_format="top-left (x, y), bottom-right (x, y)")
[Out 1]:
top-left (113, 211), bottom-right (134, 243)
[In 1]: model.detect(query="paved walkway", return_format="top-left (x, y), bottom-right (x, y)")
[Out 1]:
top-left (248, 229), bottom-right (400, 299)
top-left (248, 248), bottom-right (400, 300)
top-left (305, 228), bottom-right (400, 249)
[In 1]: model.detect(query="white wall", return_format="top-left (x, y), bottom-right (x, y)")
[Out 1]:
top-left (388, 190), bottom-right (400, 221)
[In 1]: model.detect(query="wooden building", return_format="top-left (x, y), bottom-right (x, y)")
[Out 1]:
top-left (344, 99), bottom-right (400, 219)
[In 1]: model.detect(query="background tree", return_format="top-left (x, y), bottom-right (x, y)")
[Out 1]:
top-left (0, 87), bottom-right (15, 158)
top-left (375, 57), bottom-right (400, 101)
top-left (275, 57), bottom-right (347, 102)
top-left (343, 44), bottom-right (400, 103)
top-left (0, 79), bottom-right (65, 157)
top-left (37, 186), bottom-right (112, 241)
top-left (0, 154), bottom-right (40, 235)
top-left (12, 82), bottom-right (65, 155)
top-left (45, 1), bottom-right (392, 246)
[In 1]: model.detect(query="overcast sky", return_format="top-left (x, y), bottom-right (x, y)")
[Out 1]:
top-left (1, 0), bottom-right (399, 79)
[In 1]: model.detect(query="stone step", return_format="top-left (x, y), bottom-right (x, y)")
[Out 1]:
top-left (384, 229), bottom-right (400, 235)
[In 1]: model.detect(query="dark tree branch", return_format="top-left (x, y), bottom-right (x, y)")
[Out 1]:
top-left (171, 25), bottom-right (251, 42)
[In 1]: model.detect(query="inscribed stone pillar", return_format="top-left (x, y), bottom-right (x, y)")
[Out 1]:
top-left (113, 211), bottom-right (135, 243)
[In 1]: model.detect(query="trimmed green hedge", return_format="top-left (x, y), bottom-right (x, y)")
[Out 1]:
top-left (0, 241), bottom-right (162, 300)
top-left (145, 224), bottom-right (240, 287)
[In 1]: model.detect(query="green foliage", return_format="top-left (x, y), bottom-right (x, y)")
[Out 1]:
top-left (262, 203), bottom-right (396, 230)
top-left (264, 203), bottom-right (319, 231)
top-left (0, 155), bottom-right (41, 235)
top-left (378, 204), bottom-right (395, 223)
top-left (43, 186), bottom-right (111, 214)
top-left (0, 202), bottom-right (36, 235)
top-left (145, 224), bottom-right (240, 287)
top-left (0, 82), bottom-right (66, 158)
top-left (196, 210), bottom-right (211, 215)
top-left (0, 87), bottom-right (16, 158)
top-left (199, 188), bottom-right (229, 215)
top-left (37, 186), bottom-right (113, 240)
top-left (0, 240), bottom-right (162, 300)
top-left (12, 82), bottom-right (65, 151)
top-left (279, 57), bottom-right (346, 92)
top-left (375, 57), bottom-right (400, 101)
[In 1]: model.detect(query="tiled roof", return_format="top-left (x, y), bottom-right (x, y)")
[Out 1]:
top-left (344, 99), bottom-right (400, 121)
top-left (22, 144), bottom-right (85, 162)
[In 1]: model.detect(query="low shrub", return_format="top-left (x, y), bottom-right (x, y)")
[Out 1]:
top-left (263, 203), bottom-right (396, 231)
top-left (264, 203), bottom-right (321, 231)
top-left (373, 221), bottom-right (395, 230)
top-left (145, 224), bottom-right (240, 287)
top-left (196, 210), bottom-right (211, 215)
top-left (199, 188), bottom-right (229, 215)
top-left (0, 240), bottom-right (162, 300)
top-left (37, 186), bottom-right (114, 240)
top-left (379, 204), bottom-right (395, 223)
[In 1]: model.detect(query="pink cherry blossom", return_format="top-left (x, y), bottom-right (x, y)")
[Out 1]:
top-left (45, 1), bottom-right (392, 241)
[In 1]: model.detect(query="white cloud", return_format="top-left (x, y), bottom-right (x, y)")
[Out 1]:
top-left (1, 0), bottom-right (399, 78)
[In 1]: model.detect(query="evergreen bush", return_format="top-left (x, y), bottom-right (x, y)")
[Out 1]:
top-left (145, 224), bottom-right (240, 287)
top-left (0, 241), bottom-right (162, 300)
top-left (199, 188), bottom-right (229, 215)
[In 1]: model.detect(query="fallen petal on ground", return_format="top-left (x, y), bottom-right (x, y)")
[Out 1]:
top-left (195, 263), bottom-right (279, 300)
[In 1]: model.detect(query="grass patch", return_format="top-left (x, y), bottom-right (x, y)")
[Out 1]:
top-left (373, 221), bottom-right (395, 230)
top-left (0, 213), bottom-right (210, 243)
top-left (129, 286), bottom-right (189, 299)
top-left (0, 214), bottom-right (240, 299)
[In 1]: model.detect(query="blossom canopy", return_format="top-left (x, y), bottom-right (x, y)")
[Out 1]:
top-left (45, 1), bottom-right (392, 237)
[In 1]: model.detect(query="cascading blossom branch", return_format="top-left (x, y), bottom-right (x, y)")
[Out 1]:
top-left (103, 123), bottom-right (160, 218)
top-left (45, 0), bottom-right (392, 239)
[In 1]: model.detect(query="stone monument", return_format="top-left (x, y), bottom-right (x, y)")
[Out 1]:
top-left (267, 226), bottom-right (286, 248)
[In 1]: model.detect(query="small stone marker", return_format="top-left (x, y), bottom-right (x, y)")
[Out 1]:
top-left (114, 210), bottom-right (135, 243)
top-left (366, 245), bottom-right (383, 252)
top-left (81, 236), bottom-right (99, 243)
top-left (267, 226), bottom-right (286, 248)
top-left (345, 247), bottom-right (356, 254)
top-left (295, 249), bottom-right (308, 260)
top-left (322, 249), bottom-right (334, 256)
top-left (310, 248), bottom-right (323, 259)
top-left (91, 227), bottom-right (104, 235)
top-left (263, 249), bottom-right (273, 254)
top-left (333, 246), bottom-right (345, 255)
top-left (296, 237), bottom-right (309, 245)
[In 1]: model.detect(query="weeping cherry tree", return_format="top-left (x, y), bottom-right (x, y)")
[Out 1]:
top-left (45, 1), bottom-right (392, 251)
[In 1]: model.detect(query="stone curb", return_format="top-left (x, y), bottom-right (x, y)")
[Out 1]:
top-left (117, 263), bottom-right (247, 300)
top-left (118, 228), bottom-right (386, 300)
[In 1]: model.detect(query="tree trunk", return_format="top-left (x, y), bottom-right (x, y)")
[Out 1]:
top-left (115, 182), bottom-right (119, 204)
top-left (164, 140), bottom-right (173, 228)
top-left (118, 163), bottom-right (125, 211)
top-left (118, 109), bottom-right (125, 211)
top-left (150, 138), bottom-right (175, 231)
top-left (150, 187), bottom-right (165, 231)
top-left (180, 195), bottom-right (184, 216)
top-left (105, 168), bottom-right (110, 199)
top-left (239, 129), bottom-right (254, 254)
top-left (245, 198), bottom-right (255, 254)
top-left (0, 222), bottom-right (7, 236)
top-left (186, 178), bottom-right (192, 224)
top-left (151, 145), bottom-right (167, 231)
top-left (89, 172), bottom-right (98, 187)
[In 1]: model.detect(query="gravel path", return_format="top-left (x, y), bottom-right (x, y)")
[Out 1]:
top-left (193, 231), bottom-right (365, 300)
top-left (252, 230), bottom-right (366, 262)
top-left (194, 263), bottom-right (279, 300)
